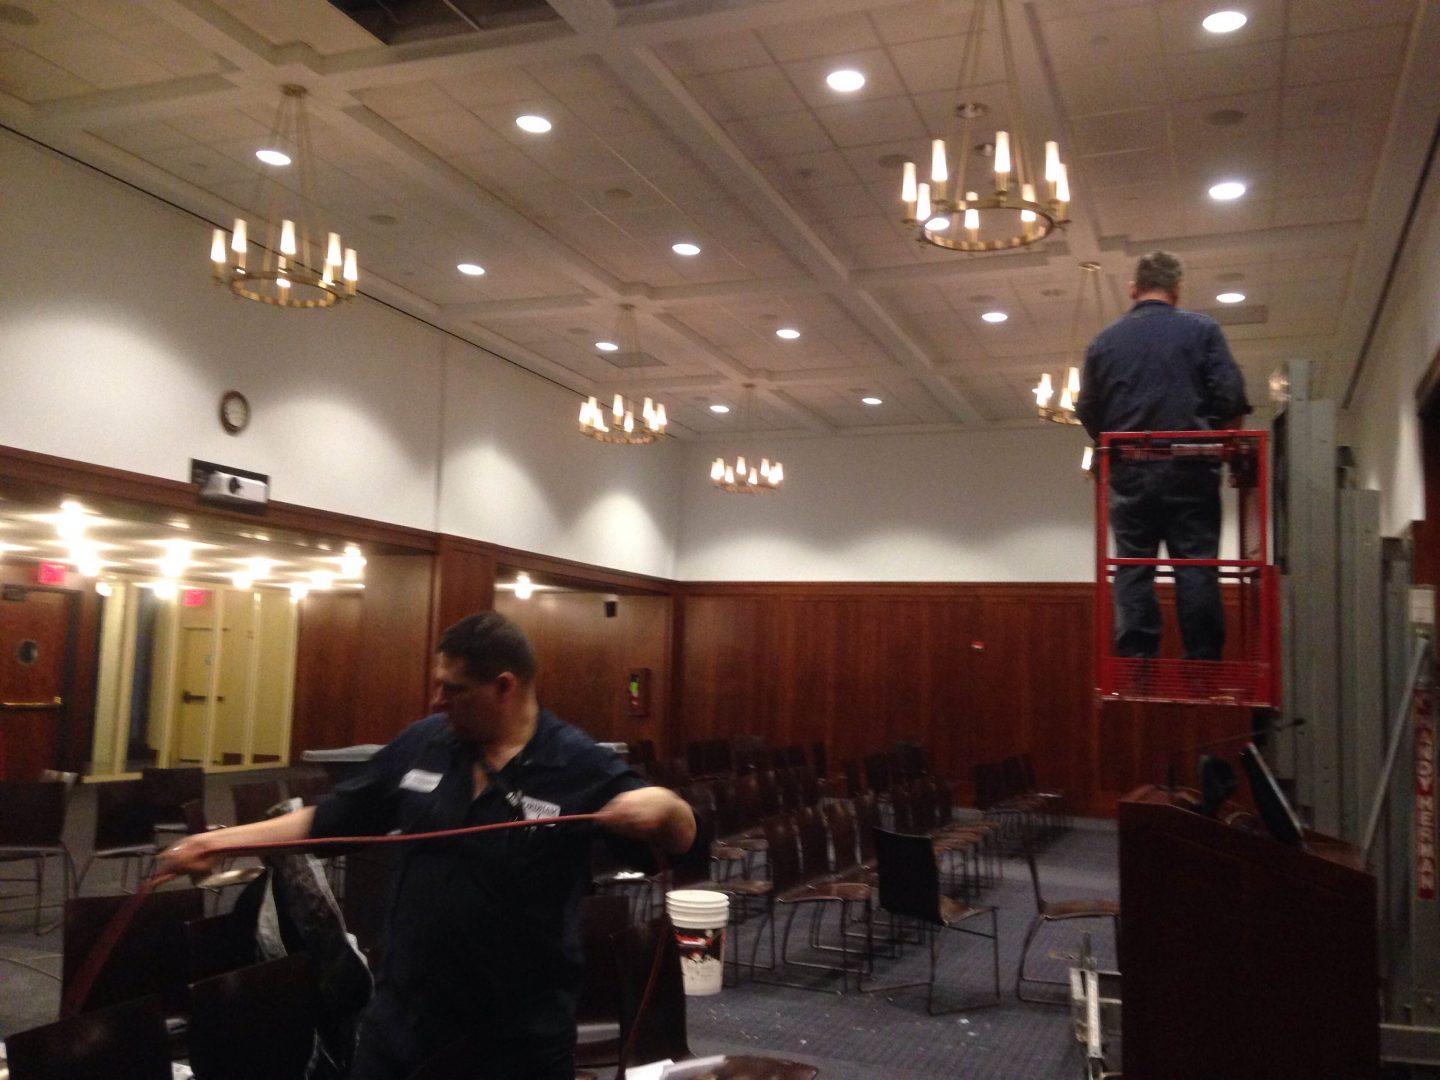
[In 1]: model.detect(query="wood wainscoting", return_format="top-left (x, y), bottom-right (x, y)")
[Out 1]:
top-left (675, 582), bottom-right (1252, 819)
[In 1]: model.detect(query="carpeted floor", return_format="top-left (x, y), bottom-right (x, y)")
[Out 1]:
top-left (0, 772), bottom-right (1118, 1079)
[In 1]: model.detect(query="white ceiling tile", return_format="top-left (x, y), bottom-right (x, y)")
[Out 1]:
top-left (756, 11), bottom-right (881, 63)
top-left (431, 68), bottom-right (549, 111)
top-left (25, 30), bottom-right (171, 89)
top-left (1053, 59), bottom-right (1166, 117)
top-left (767, 148), bottom-right (863, 192)
top-left (1280, 77), bottom-right (1398, 130)
top-left (1288, 0), bottom-right (1416, 35)
top-left (661, 33), bottom-right (771, 77)
top-left (1042, 5), bottom-right (1163, 72)
top-left (685, 65), bottom-right (806, 121)
top-left (1071, 107), bottom-right (1169, 157)
top-left (1081, 148), bottom-right (1173, 190)
top-left (870, 1), bottom-right (983, 45)
top-left (888, 33), bottom-right (1004, 96)
top-left (356, 81), bottom-right (458, 120)
top-left (1284, 24), bottom-right (1412, 88)
top-left (724, 112), bottom-right (833, 159)
top-left (813, 95), bottom-right (926, 148)
top-left (1167, 42), bottom-right (1281, 101)
top-left (165, 108), bottom-right (272, 145)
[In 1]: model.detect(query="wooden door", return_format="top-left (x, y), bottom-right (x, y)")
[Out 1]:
top-left (0, 587), bottom-right (73, 780)
top-left (173, 626), bottom-right (214, 764)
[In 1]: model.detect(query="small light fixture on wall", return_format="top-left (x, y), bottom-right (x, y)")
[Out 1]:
top-left (513, 572), bottom-right (535, 600)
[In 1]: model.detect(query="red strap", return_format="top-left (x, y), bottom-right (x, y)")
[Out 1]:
top-left (62, 813), bottom-right (600, 1018)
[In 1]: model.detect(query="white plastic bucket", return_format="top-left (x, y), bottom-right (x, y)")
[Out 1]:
top-left (665, 889), bottom-right (729, 996)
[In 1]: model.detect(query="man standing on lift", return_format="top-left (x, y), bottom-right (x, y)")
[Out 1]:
top-left (1076, 250), bottom-right (1251, 662)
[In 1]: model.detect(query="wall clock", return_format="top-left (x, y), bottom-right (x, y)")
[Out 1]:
top-left (219, 390), bottom-right (250, 435)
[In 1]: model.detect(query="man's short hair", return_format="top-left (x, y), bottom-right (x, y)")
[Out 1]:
top-left (437, 612), bottom-right (537, 684)
top-left (1134, 250), bottom-right (1183, 295)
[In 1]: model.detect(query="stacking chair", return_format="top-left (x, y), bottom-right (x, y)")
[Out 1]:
top-left (141, 766), bottom-right (205, 836)
top-left (751, 815), bottom-right (870, 992)
top-left (187, 952), bottom-right (318, 1080)
top-left (864, 828), bottom-right (1000, 1014)
top-left (231, 778), bottom-right (284, 825)
top-left (1016, 826), bottom-right (1119, 1003)
top-left (811, 741), bottom-right (828, 781)
top-left (82, 779), bottom-right (157, 892)
top-left (61, 887), bottom-right (205, 1018)
top-left (0, 778), bottom-right (77, 932)
top-left (612, 916), bottom-right (819, 1080)
top-left (575, 893), bottom-right (630, 1071)
top-left (5, 993), bottom-right (172, 1080)
top-left (285, 771), bottom-right (331, 805)
top-left (863, 753), bottom-right (892, 795)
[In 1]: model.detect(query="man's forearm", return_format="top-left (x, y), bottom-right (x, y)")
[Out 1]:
top-left (195, 805), bottom-right (316, 853)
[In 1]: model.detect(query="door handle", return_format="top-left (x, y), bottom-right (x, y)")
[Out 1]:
top-left (1, 696), bottom-right (62, 709)
top-left (181, 692), bottom-right (225, 704)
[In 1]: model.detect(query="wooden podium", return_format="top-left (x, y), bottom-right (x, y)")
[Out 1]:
top-left (1119, 785), bottom-right (1378, 1079)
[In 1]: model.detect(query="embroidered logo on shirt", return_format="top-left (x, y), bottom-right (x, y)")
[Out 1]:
top-left (520, 795), bottom-right (561, 821)
top-left (399, 769), bottom-right (442, 793)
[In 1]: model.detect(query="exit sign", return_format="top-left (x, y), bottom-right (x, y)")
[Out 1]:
top-left (36, 562), bottom-right (66, 585)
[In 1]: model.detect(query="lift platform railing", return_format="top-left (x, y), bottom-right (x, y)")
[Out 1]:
top-left (1094, 430), bottom-right (1280, 708)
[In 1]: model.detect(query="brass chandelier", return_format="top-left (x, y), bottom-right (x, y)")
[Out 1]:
top-left (900, 0), bottom-right (1070, 253)
top-left (578, 306), bottom-right (668, 444)
top-left (209, 85), bottom-right (357, 308)
top-left (709, 384), bottom-right (783, 493)
top-left (1034, 262), bottom-right (1105, 425)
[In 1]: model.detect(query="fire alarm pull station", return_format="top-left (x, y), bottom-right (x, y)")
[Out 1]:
top-left (628, 668), bottom-right (650, 717)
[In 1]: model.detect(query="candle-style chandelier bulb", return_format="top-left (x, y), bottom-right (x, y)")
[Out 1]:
top-left (209, 86), bottom-right (357, 308)
top-left (894, 0), bottom-right (1070, 253)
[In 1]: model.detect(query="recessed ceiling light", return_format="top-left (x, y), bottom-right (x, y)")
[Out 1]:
top-left (981, 311), bottom-right (1008, 323)
top-left (671, 242), bottom-right (701, 256)
top-left (368, 213), bottom-right (398, 226)
top-left (925, 215), bottom-right (951, 231)
top-left (1208, 180), bottom-right (1247, 201)
top-left (515, 114), bottom-right (552, 134)
top-left (776, 327), bottom-right (801, 340)
top-left (1202, 10), bottom-right (1247, 34)
top-left (595, 340), bottom-right (620, 352)
top-left (456, 263), bottom-right (485, 276)
top-left (709, 404), bottom-right (731, 414)
top-left (1216, 291), bottom-right (1246, 304)
top-left (826, 69), bottom-right (866, 93)
top-left (861, 396), bottom-right (883, 406)
top-left (255, 148), bottom-right (290, 167)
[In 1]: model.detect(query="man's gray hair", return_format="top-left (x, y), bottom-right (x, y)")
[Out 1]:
top-left (1134, 250), bottom-right (1183, 295)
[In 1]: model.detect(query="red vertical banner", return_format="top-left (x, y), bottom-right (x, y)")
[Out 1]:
top-left (1416, 684), bottom-right (1436, 901)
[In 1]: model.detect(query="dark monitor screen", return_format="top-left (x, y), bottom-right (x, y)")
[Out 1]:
top-left (1240, 743), bottom-right (1305, 848)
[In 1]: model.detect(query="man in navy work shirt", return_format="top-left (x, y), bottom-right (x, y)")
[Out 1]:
top-left (161, 612), bottom-right (697, 1079)
top-left (1076, 250), bottom-right (1251, 662)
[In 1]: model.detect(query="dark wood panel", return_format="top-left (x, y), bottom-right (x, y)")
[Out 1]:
top-left (351, 554), bottom-right (435, 745)
top-left (429, 538), bottom-right (495, 655)
top-left (495, 590), bottom-right (670, 753)
top-left (676, 583), bottom-right (1254, 817)
top-left (292, 591), bottom-right (364, 756)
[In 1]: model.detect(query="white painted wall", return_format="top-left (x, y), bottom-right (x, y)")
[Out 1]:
top-left (1345, 162), bottom-right (1440, 537)
top-left (675, 425), bottom-right (1097, 581)
top-left (0, 133), bottom-right (442, 530)
top-left (0, 132), bottom-right (679, 576)
top-left (439, 338), bottom-right (681, 577)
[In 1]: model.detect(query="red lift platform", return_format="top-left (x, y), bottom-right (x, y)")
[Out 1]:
top-left (1094, 429), bottom-right (1280, 708)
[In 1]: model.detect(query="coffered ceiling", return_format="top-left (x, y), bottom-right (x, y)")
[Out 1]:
top-left (2, 0), bottom-right (1436, 437)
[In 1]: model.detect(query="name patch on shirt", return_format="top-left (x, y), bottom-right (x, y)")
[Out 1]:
top-left (399, 768), bottom-right (443, 793)
top-left (521, 795), bottom-right (561, 821)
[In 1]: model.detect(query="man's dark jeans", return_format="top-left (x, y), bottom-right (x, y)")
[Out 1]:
top-left (1109, 460), bottom-right (1224, 661)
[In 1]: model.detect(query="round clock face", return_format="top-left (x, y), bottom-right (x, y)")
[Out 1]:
top-left (220, 391), bottom-right (249, 434)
